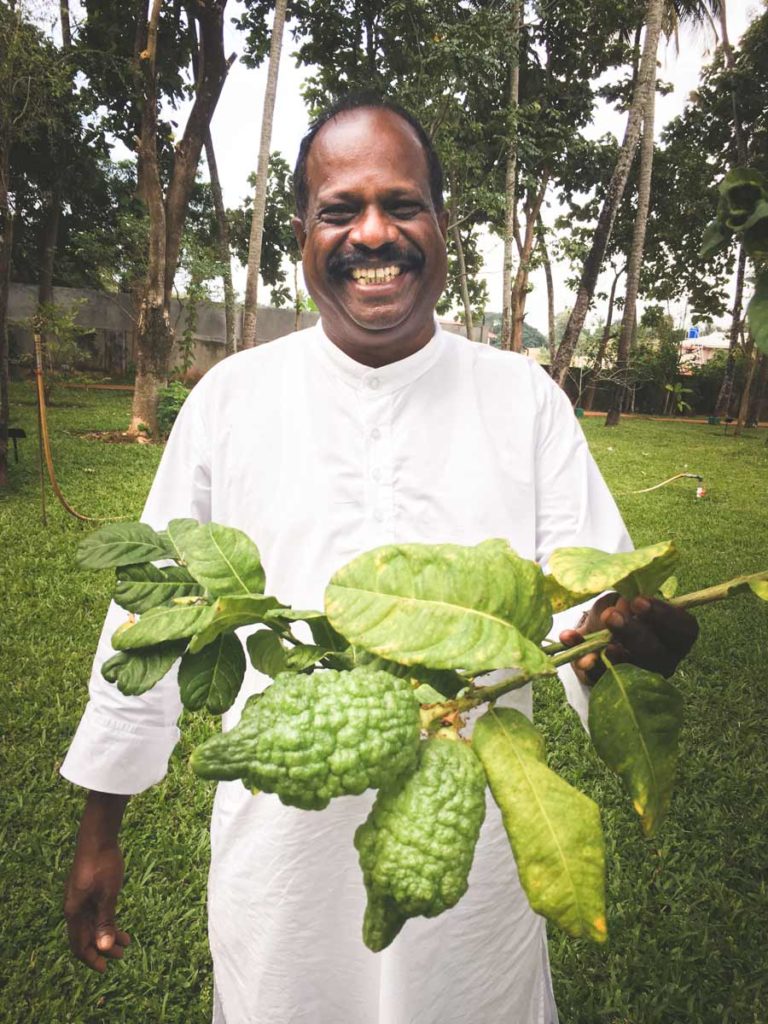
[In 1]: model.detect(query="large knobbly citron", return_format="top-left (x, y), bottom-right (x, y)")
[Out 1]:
top-left (190, 667), bottom-right (421, 810)
top-left (354, 735), bottom-right (487, 951)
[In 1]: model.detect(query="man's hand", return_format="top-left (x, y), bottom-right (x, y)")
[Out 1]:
top-left (559, 593), bottom-right (699, 685)
top-left (64, 791), bottom-right (131, 973)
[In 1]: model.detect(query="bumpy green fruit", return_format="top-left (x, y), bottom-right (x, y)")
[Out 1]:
top-left (354, 736), bottom-right (487, 951)
top-left (190, 667), bottom-right (421, 810)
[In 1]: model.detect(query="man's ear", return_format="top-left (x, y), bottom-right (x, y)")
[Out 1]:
top-left (437, 209), bottom-right (449, 241)
top-left (292, 216), bottom-right (307, 251)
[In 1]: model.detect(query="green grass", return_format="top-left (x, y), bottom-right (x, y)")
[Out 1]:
top-left (1, 382), bottom-right (767, 1023)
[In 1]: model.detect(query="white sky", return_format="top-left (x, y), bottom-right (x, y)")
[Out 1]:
top-left (56, 1), bottom-right (760, 334)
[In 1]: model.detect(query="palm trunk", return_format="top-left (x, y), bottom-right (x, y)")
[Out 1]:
top-left (551, 0), bottom-right (664, 386)
top-left (733, 334), bottom-right (756, 437)
top-left (537, 216), bottom-right (556, 366)
top-left (718, 3), bottom-right (748, 165)
top-left (204, 130), bottom-right (235, 356)
top-left (500, 1), bottom-right (521, 351)
top-left (242, 0), bottom-right (287, 348)
top-left (715, 243), bottom-right (746, 418)
top-left (584, 265), bottom-right (623, 412)
top-left (606, 78), bottom-right (656, 427)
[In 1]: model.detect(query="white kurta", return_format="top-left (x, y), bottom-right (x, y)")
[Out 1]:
top-left (61, 325), bottom-right (632, 1024)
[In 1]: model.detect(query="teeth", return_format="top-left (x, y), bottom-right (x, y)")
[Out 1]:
top-left (351, 265), bottom-right (403, 283)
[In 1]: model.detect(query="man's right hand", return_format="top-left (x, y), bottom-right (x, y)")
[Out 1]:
top-left (64, 791), bottom-right (131, 973)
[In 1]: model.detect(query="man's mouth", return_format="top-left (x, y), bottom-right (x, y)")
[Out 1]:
top-left (349, 265), bottom-right (403, 284)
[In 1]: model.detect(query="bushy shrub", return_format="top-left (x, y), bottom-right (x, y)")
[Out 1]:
top-left (157, 381), bottom-right (191, 438)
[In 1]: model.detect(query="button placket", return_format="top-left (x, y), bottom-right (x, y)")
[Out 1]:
top-left (361, 385), bottom-right (394, 539)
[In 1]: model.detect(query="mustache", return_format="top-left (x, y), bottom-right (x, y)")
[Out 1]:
top-left (327, 246), bottom-right (423, 277)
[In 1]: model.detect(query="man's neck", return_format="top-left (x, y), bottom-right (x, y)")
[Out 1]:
top-left (322, 319), bottom-right (436, 368)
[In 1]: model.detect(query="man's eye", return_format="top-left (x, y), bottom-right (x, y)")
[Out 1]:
top-left (390, 203), bottom-right (422, 218)
top-left (320, 207), bottom-right (355, 223)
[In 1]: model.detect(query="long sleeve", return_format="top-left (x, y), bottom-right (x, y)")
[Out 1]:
top-left (532, 366), bottom-right (633, 726)
top-left (60, 391), bottom-right (212, 794)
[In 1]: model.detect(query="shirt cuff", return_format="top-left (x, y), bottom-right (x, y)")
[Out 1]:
top-left (59, 703), bottom-right (181, 795)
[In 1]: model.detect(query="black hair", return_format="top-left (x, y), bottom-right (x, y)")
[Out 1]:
top-left (293, 92), bottom-right (445, 221)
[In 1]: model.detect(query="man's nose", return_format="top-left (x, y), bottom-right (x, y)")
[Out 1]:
top-left (348, 204), bottom-right (399, 250)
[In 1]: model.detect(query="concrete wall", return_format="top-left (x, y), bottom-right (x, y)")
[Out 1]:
top-left (8, 282), bottom-right (468, 377)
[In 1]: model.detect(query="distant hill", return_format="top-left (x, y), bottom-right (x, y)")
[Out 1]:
top-left (482, 314), bottom-right (548, 351)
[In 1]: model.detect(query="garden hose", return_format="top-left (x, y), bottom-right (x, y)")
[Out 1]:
top-left (628, 472), bottom-right (705, 495)
top-left (34, 333), bottom-right (125, 523)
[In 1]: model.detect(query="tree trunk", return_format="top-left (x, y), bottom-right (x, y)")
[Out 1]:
top-left (551, 0), bottom-right (664, 386)
top-left (204, 130), bottom-right (236, 355)
top-left (715, 243), bottom-right (746, 418)
top-left (583, 265), bottom-right (624, 412)
top-left (131, 0), bottom-right (230, 434)
top-left (747, 351), bottom-right (767, 426)
top-left (449, 197), bottom-right (473, 338)
top-left (606, 75), bottom-right (656, 427)
top-left (537, 216), bottom-right (556, 366)
top-left (510, 180), bottom-right (547, 353)
top-left (242, 0), bottom-right (287, 348)
top-left (500, 4), bottom-right (521, 352)
top-left (733, 334), bottom-right (756, 437)
top-left (0, 140), bottom-right (11, 486)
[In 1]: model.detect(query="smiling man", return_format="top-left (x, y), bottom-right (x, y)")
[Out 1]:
top-left (62, 97), bottom-right (697, 1024)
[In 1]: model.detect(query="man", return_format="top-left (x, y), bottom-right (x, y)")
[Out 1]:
top-left (62, 97), bottom-right (697, 1023)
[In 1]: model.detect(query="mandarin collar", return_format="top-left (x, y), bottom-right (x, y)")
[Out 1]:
top-left (311, 319), bottom-right (446, 394)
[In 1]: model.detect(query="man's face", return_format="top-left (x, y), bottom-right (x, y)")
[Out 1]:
top-left (293, 107), bottom-right (449, 366)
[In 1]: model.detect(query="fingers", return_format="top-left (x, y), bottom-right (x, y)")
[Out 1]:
top-left (599, 596), bottom-right (698, 677)
top-left (64, 892), bottom-right (130, 973)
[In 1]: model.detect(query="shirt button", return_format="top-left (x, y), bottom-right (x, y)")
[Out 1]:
top-left (368, 376), bottom-right (380, 390)
top-left (370, 427), bottom-right (381, 441)
top-left (371, 467), bottom-right (381, 482)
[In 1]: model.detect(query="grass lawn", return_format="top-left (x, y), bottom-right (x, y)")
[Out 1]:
top-left (1, 380), bottom-right (767, 1024)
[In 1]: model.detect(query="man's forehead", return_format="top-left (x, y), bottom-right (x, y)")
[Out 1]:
top-left (305, 108), bottom-right (430, 197)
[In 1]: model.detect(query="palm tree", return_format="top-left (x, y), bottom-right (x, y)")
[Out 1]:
top-left (605, 0), bottom-right (726, 425)
top-left (552, 0), bottom-right (724, 392)
top-left (242, 0), bottom-right (288, 349)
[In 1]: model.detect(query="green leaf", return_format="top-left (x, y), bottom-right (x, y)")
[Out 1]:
top-left (658, 576), bottom-right (678, 599)
top-left (114, 563), bottom-right (204, 613)
top-left (246, 630), bottom-right (287, 676)
top-left (747, 270), bottom-right (768, 357)
top-left (699, 218), bottom-right (732, 258)
top-left (101, 641), bottom-right (186, 696)
top-left (743, 202), bottom-right (768, 259)
top-left (353, 652), bottom-right (467, 698)
top-left (160, 518), bottom-right (199, 560)
top-left (76, 522), bottom-right (171, 570)
top-left (178, 633), bottom-right (246, 714)
top-left (545, 541), bottom-right (678, 612)
top-left (283, 644), bottom-right (327, 671)
top-left (718, 167), bottom-right (767, 216)
top-left (167, 520), bottom-right (266, 597)
top-left (588, 661), bottom-right (683, 836)
top-left (325, 541), bottom-right (552, 675)
top-left (188, 595), bottom-right (281, 653)
top-left (112, 604), bottom-right (214, 651)
top-left (749, 579), bottom-right (768, 601)
top-left (474, 708), bottom-right (606, 943)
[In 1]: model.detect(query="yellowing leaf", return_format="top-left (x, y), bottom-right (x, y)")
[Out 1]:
top-left (588, 661), bottom-right (683, 836)
top-left (325, 541), bottom-right (552, 675)
top-left (546, 541), bottom-right (678, 612)
top-left (473, 708), bottom-right (606, 943)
